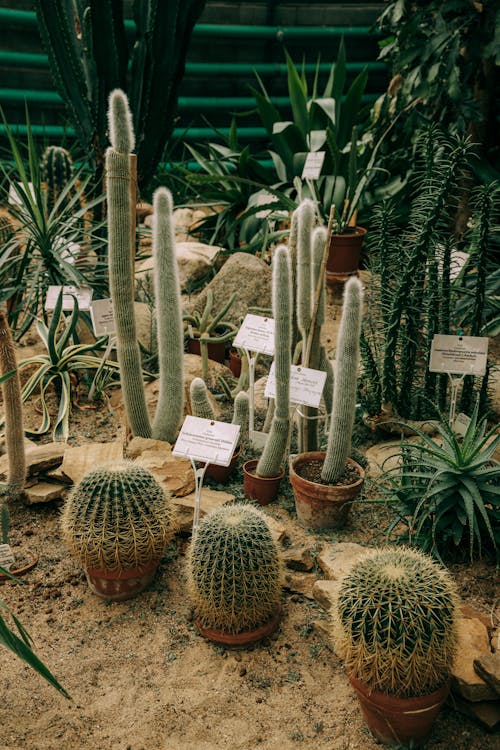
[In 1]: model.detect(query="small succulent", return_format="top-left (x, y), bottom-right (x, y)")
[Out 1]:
top-left (188, 504), bottom-right (282, 634)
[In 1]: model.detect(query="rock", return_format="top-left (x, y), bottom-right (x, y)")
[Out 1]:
top-left (283, 572), bottom-right (316, 599)
top-left (134, 301), bottom-right (155, 351)
top-left (186, 252), bottom-right (272, 327)
top-left (474, 653), bottom-right (500, 695)
top-left (127, 436), bottom-right (172, 456)
top-left (262, 515), bottom-right (287, 544)
top-left (312, 619), bottom-right (332, 642)
top-left (452, 618), bottom-right (498, 702)
top-left (61, 441), bottom-right (124, 485)
top-left (449, 693), bottom-right (500, 732)
top-left (282, 544), bottom-right (315, 571)
top-left (128, 438), bottom-right (194, 497)
top-left (172, 488), bottom-right (234, 533)
top-left (25, 482), bottom-right (67, 504)
top-left (317, 542), bottom-right (370, 581)
top-left (312, 579), bottom-right (342, 612)
top-left (253, 376), bottom-right (270, 418)
top-left (461, 602), bottom-right (494, 635)
top-left (136, 201), bottom-right (153, 220)
top-left (135, 241), bottom-right (221, 292)
top-left (0, 443), bottom-right (65, 480)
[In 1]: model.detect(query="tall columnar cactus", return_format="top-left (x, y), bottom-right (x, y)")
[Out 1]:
top-left (40, 145), bottom-right (73, 214)
top-left (61, 461), bottom-right (176, 571)
top-left (232, 391), bottom-right (249, 445)
top-left (107, 89), bottom-right (152, 438)
top-left (321, 276), bottom-right (363, 484)
top-left (188, 504), bottom-right (282, 633)
top-left (151, 187), bottom-right (184, 442)
top-left (296, 199), bottom-right (316, 357)
top-left (334, 547), bottom-right (459, 697)
top-left (0, 312), bottom-right (26, 499)
top-left (256, 246), bottom-right (292, 478)
top-left (190, 377), bottom-right (215, 421)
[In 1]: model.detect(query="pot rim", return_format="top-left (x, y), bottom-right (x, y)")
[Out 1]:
top-left (195, 604), bottom-right (282, 646)
top-left (243, 458), bottom-right (285, 482)
top-left (289, 452), bottom-right (365, 490)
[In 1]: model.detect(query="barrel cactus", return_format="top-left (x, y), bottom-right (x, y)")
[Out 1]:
top-left (40, 145), bottom-right (73, 214)
top-left (188, 504), bottom-right (283, 635)
top-left (334, 547), bottom-right (459, 697)
top-left (61, 461), bottom-right (176, 572)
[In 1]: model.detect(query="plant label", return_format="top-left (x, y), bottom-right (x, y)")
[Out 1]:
top-left (90, 298), bottom-right (116, 337)
top-left (0, 543), bottom-right (15, 571)
top-left (265, 363), bottom-right (326, 407)
top-left (254, 192), bottom-right (288, 220)
top-left (45, 285), bottom-right (93, 311)
top-left (302, 151), bottom-right (325, 180)
top-left (429, 335), bottom-right (489, 376)
top-left (8, 181), bottom-right (36, 206)
top-left (173, 416), bottom-right (240, 467)
top-left (233, 314), bottom-right (275, 356)
top-left (453, 412), bottom-right (471, 437)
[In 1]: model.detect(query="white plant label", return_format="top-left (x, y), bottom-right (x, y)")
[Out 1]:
top-left (233, 314), bottom-right (275, 356)
top-left (301, 151), bottom-right (325, 180)
top-left (265, 363), bottom-right (326, 408)
top-left (89, 298), bottom-right (116, 337)
top-left (173, 416), bottom-right (240, 467)
top-left (429, 334), bottom-right (489, 376)
top-left (8, 181), bottom-right (36, 206)
top-left (453, 412), bottom-right (471, 437)
top-left (0, 543), bottom-right (15, 571)
top-left (45, 285), bottom-right (93, 311)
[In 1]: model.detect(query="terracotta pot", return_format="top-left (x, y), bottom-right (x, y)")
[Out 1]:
top-left (229, 347), bottom-right (242, 378)
top-left (289, 452), bottom-right (364, 529)
top-left (200, 445), bottom-right (241, 484)
top-left (326, 226), bottom-right (366, 279)
top-left (186, 337), bottom-right (226, 364)
top-left (0, 552), bottom-right (39, 583)
top-left (242, 459), bottom-right (284, 505)
top-left (349, 674), bottom-right (451, 747)
top-left (195, 605), bottom-right (282, 647)
top-left (84, 560), bottom-right (160, 601)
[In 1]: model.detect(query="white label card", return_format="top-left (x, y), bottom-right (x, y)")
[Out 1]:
top-left (453, 412), bottom-right (471, 437)
top-left (301, 151), bottom-right (325, 180)
top-left (173, 416), bottom-right (240, 467)
top-left (0, 543), bottom-right (15, 571)
top-left (265, 363), bottom-right (327, 407)
top-left (89, 298), bottom-right (116, 337)
top-left (45, 285), bottom-right (93, 311)
top-left (8, 181), bottom-right (36, 206)
top-left (233, 314), bottom-right (275, 356)
top-left (429, 335), bottom-right (489, 376)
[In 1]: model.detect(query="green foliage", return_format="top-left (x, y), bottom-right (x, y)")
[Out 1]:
top-left (188, 504), bottom-right (282, 634)
top-left (61, 461), bottom-right (176, 571)
top-left (335, 547), bottom-right (459, 697)
top-left (183, 290), bottom-right (238, 381)
top-left (384, 401), bottom-right (500, 563)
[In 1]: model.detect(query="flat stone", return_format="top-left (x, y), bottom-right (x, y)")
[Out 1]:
top-left (61, 442), bottom-right (124, 485)
top-left (317, 542), bottom-right (370, 581)
top-left (312, 619), bottom-right (332, 642)
top-left (172, 488), bottom-right (234, 533)
top-left (461, 602), bottom-right (494, 635)
top-left (25, 481), bottom-right (67, 504)
top-left (127, 437), bottom-right (172, 457)
top-left (0, 443), bottom-right (65, 480)
top-left (451, 618), bottom-right (498, 702)
top-left (262, 515), bottom-right (286, 544)
top-left (136, 241), bottom-right (221, 293)
top-left (283, 572), bottom-right (316, 599)
top-left (131, 440), bottom-right (194, 497)
top-left (474, 653), bottom-right (500, 695)
top-left (312, 579), bottom-right (342, 612)
top-left (449, 693), bottom-right (500, 732)
top-left (136, 201), bottom-right (153, 220)
top-left (282, 544), bottom-right (315, 571)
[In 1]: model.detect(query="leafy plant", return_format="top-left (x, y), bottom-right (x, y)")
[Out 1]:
top-left (384, 400), bottom-right (500, 562)
top-left (183, 290), bottom-right (238, 380)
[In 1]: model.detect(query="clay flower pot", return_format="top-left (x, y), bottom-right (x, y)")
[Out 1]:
top-left (349, 674), bottom-right (451, 747)
top-left (195, 605), bottom-right (282, 647)
top-left (186, 337), bottom-right (226, 364)
top-left (325, 226), bottom-right (366, 283)
top-left (0, 551), bottom-right (39, 583)
top-left (243, 459), bottom-right (284, 505)
top-left (84, 560), bottom-right (160, 602)
top-left (289, 452), bottom-right (364, 529)
top-left (201, 445), bottom-right (241, 484)
top-left (229, 347), bottom-right (242, 378)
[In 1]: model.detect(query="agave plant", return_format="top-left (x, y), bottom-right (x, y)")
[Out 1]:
top-left (384, 400), bottom-right (500, 562)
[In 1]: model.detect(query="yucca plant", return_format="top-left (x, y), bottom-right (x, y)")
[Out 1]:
top-left (384, 400), bottom-right (500, 562)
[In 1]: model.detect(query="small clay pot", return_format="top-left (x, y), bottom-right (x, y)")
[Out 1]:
top-left (84, 560), bottom-right (160, 601)
top-left (195, 605), bottom-right (282, 647)
top-left (349, 674), bottom-right (451, 747)
top-left (242, 459), bottom-right (284, 505)
top-left (229, 347), bottom-right (242, 378)
top-left (326, 226), bottom-right (366, 280)
top-left (186, 337), bottom-right (226, 364)
top-left (201, 445), bottom-right (241, 484)
top-left (0, 552), bottom-right (39, 583)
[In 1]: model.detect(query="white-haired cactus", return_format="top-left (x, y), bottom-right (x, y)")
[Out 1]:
top-left (40, 145), bottom-right (73, 214)
top-left (188, 504), bottom-right (282, 634)
top-left (61, 461), bottom-right (176, 572)
top-left (232, 391), bottom-right (249, 445)
top-left (321, 276), bottom-right (363, 484)
top-left (107, 89), bottom-right (152, 438)
top-left (296, 199), bottom-right (315, 355)
top-left (0, 312), bottom-right (26, 499)
top-left (151, 187), bottom-right (184, 442)
top-left (256, 246), bottom-right (292, 477)
top-left (190, 377), bottom-right (215, 421)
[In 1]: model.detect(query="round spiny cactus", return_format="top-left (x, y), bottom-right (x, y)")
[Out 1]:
top-left (334, 547), bottom-right (459, 698)
top-left (61, 461), bottom-right (176, 572)
top-left (188, 504), bottom-right (283, 634)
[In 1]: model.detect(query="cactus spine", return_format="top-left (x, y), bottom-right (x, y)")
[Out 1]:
top-left (334, 547), bottom-right (459, 697)
top-left (61, 461), bottom-right (176, 571)
top-left (256, 246), bottom-right (292, 477)
top-left (188, 504), bottom-right (282, 634)
top-left (321, 276), bottom-right (363, 484)
top-left (151, 187), bottom-right (184, 442)
top-left (0, 312), bottom-right (26, 499)
top-left (40, 145), bottom-right (73, 214)
top-left (232, 391), bottom-right (249, 445)
top-left (190, 377), bottom-right (215, 421)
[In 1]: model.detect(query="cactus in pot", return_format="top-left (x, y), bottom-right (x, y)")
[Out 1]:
top-left (61, 461), bottom-right (176, 600)
top-left (334, 547), bottom-right (459, 746)
top-left (188, 504), bottom-right (283, 644)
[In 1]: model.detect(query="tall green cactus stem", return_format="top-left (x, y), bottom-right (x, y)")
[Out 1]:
top-left (232, 391), bottom-right (249, 445)
top-left (296, 200), bottom-right (315, 356)
top-left (190, 377), bottom-right (215, 421)
top-left (61, 461), bottom-right (176, 571)
top-left (0, 312), bottom-right (26, 499)
top-left (188, 504), bottom-right (282, 634)
top-left (321, 277), bottom-right (363, 484)
top-left (334, 547), bottom-right (459, 697)
top-left (107, 89), bottom-right (152, 438)
top-left (257, 246), bottom-right (292, 477)
top-left (151, 187), bottom-right (184, 441)
top-left (40, 145), bottom-right (73, 214)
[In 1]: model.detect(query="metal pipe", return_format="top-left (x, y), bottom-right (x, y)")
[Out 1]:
top-left (0, 124), bottom-right (268, 141)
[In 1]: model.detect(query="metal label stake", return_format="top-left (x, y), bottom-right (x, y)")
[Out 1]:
top-left (190, 459), bottom-right (209, 537)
